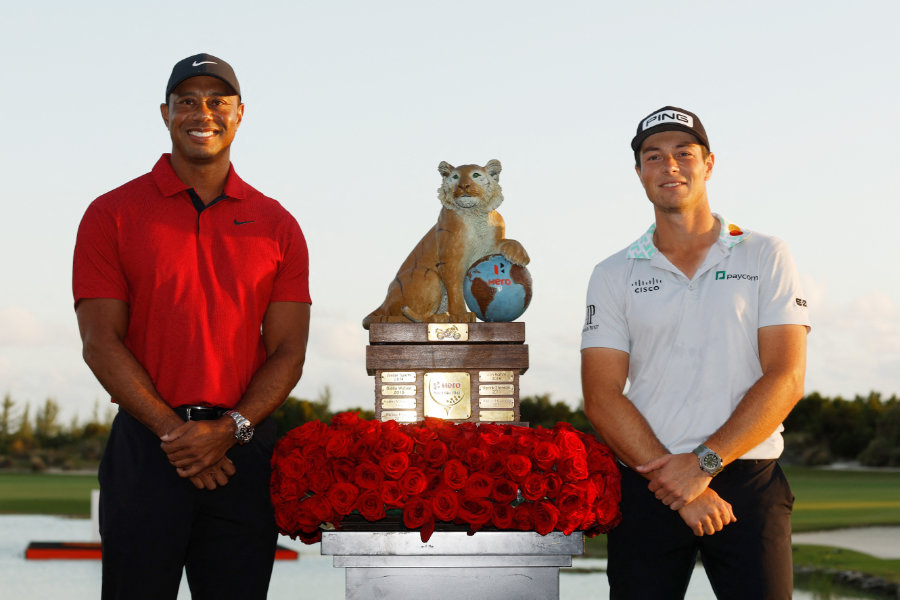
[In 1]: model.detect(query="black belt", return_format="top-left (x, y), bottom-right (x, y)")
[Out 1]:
top-left (174, 405), bottom-right (229, 421)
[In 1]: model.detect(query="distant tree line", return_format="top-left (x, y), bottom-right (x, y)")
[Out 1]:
top-left (1, 390), bottom-right (898, 471)
top-left (518, 391), bottom-right (900, 468)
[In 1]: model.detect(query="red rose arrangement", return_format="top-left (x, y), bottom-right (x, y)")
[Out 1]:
top-left (270, 412), bottom-right (621, 544)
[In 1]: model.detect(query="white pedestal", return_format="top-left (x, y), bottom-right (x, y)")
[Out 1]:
top-left (321, 530), bottom-right (583, 600)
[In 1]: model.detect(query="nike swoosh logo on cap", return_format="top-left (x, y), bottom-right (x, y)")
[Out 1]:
top-left (192, 60), bottom-right (217, 67)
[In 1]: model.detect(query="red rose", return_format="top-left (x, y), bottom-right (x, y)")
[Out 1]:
top-left (307, 467), bottom-right (334, 495)
top-left (476, 423), bottom-right (503, 447)
top-left (512, 502), bottom-right (535, 531)
top-left (299, 494), bottom-right (333, 529)
top-left (423, 440), bottom-right (449, 467)
top-left (379, 452), bottom-right (410, 480)
top-left (356, 489), bottom-right (386, 521)
top-left (513, 430), bottom-right (536, 456)
top-left (521, 472), bottom-right (546, 501)
top-left (491, 502), bottom-right (514, 529)
top-left (353, 461), bottom-right (385, 490)
top-left (400, 467), bottom-right (428, 496)
top-left (410, 421), bottom-right (439, 445)
top-left (463, 472), bottom-right (493, 499)
top-left (482, 456), bottom-right (506, 478)
top-left (442, 459), bottom-right (468, 490)
top-left (326, 482), bottom-right (359, 515)
top-left (330, 411), bottom-right (361, 428)
top-left (505, 454), bottom-right (532, 482)
top-left (544, 472), bottom-right (563, 499)
top-left (463, 446), bottom-right (489, 469)
top-left (533, 500), bottom-right (560, 535)
top-left (380, 479), bottom-right (405, 508)
top-left (553, 426), bottom-right (583, 459)
top-left (431, 486), bottom-right (459, 522)
top-left (532, 441), bottom-right (561, 471)
top-left (271, 468), bottom-right (308, 501)
top-left (458, 497), bottom-right (493, 532)
top-left (555, 484), bottom-right (588, 534)
top-left (330, 458), bottom-right (355, 483)
top-left (325, 430), bottom-right (353, 458)
top-left (491, 478), bottom-right (518, 504)
top-left (403, 495), bottom-right (432, 529)
top-left (384, 428), bottom-right (414, 454)
top-left (557, 454), bottom-right (589, 482)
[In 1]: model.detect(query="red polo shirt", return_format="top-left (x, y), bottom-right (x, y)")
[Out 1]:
top-left (73, 154), bottom-right (311, 408)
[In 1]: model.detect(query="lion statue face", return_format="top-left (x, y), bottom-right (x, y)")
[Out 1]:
top-left (437, 159), bottom-right (503, 213)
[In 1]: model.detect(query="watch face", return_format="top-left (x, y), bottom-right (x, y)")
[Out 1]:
top-left (237, 425), bottom-right (253, 443)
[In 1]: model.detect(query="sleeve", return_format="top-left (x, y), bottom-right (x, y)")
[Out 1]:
top-left (270, 213), bottom-right (312, 304)
top-left (72, 199), bottom-right (129, 308)
top-left (757, 237), bottom-right (811, 330)
top-left (580, 255), bottom-right (631, 352)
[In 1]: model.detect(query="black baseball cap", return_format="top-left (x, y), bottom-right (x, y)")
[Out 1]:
top-left (165, 53), bottom-right (241, 102)
top-left (631, 106), bottom-right (709, 156)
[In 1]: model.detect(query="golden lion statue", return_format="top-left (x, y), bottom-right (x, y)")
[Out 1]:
top-left (362, 159), bottom-right (529, 329)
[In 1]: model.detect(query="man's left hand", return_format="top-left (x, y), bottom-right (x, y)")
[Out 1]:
top-left (636, 452), bottom-right (712, 510)
top-left (160, 419), bottom-right (235, 479)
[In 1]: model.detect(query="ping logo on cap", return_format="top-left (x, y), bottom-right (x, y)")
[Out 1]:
top-left (642, 109), bottom-right (694, 131)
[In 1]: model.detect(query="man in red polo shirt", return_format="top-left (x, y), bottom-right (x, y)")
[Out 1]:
top-left (73, 53), bottom-right (311, 599)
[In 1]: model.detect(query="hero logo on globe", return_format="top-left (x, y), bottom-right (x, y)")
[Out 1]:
top-left (642, 110), bottom-right (693, 131)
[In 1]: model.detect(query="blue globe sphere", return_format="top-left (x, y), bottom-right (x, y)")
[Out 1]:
top-left (463, 254), bottom-right (533, 322)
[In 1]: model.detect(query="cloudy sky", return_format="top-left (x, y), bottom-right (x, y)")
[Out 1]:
top-left (1, 0), bottom-right (898, 423)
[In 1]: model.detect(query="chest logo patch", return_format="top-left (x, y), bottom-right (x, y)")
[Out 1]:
top-left (631, 277), bottom-right (662, 294)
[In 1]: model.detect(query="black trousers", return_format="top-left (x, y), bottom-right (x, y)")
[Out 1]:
top-left (98, 409), bottom-right (278, 600)
top-left (607, 459), bottom-right (794, 600)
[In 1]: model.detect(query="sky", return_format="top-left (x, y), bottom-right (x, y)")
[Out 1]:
top-left (1, 0), bottom-right (898, 424)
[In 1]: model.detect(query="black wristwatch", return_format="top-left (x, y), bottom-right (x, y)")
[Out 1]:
top-left (225, 410), bottom-right (254, 444)
top-left (692, 444), bottom-right (724, 476)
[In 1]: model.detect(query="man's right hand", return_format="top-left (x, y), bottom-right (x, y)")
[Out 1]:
top-left (678, 488), bottom-right (736, 536)
top-left (188, 456), bottom-right (236, 490)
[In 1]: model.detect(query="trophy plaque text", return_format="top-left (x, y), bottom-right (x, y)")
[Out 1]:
top-left (367, 322), bottom-right (528, 424)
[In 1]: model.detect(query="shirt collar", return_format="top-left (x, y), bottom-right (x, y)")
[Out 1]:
top-left (151, 153), bottom-right (249, 201)
top-left (626, 213), bottom-right (751, 259)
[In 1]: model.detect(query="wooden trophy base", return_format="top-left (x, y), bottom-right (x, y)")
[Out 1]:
top-left (366, 322), bottom-right (528, 424)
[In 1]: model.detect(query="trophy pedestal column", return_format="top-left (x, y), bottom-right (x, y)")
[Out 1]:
top-left (321, 530), bottom-right (582, 600)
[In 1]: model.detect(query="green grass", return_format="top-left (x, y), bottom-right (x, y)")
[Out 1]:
top-left (0, 472), bottom-right (98, 516)
top-left (786, 467), bottom-right (900, 532)
top-left (793, 545), bottom-right (900, 586)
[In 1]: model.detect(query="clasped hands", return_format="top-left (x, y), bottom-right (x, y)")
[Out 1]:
top-left (636, 452), bottom-right (737, 536)
top-left (161, 419), bottom-right (236, 490)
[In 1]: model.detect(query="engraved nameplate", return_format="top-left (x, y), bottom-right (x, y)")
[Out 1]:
top-left (380, 410), bottom-right (418, 423)
top-left (479, 384), bottom-right (516, 396)
top-left (424, 372), bottom-right (471, 419)
top-left (381, 371), bottom-right (417, 383)
top-left (381, 397), bottom-right (417, 410)
top-left (479, 397), bottom-right (515, 409)
top-left (479, 410), bottom-right (515, 422)
top-left (479, 370), bottom-right (515, 383)
top-left (381, 385), bottom-right (417, 396)
top-left (427, 323), bottom-right (469, 342)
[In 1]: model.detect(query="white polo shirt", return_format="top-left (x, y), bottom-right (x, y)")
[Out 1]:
top-left (581, 214), bottom-right (810, 458)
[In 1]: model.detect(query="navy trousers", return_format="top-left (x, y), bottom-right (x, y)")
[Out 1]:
top-left (98, 409), bottom-right (278, 600)
top-left (607, 459), bottom-right (794, 600)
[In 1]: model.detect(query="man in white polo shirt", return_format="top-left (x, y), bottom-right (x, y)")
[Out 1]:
top-left (581, 106), bottom-right (810, 599)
